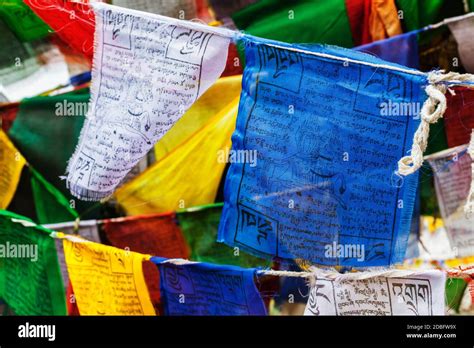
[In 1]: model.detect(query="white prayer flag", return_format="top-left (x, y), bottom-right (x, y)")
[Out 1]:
top-left (304, 269), bottom-right (446, 316)
top-left (448, 16), bottom-right (474, 73)
top-left (426, 145), bottom-right (474, 257)
top-left (66, 3), bottom-right (231, 200)
top-left (112, 0), bottom-right (197, 19)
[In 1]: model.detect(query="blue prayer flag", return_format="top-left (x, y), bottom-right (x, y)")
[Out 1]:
top-left (355, 31), bottom-right (420, 69)
top-left (151, 257), bottom-right (267, 315)
top-left (218, 36), bottom-right (426, 267)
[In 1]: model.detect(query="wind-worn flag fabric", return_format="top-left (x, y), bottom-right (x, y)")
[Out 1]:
top-left (0, 130), bottom-right (25, 209)
top-left (176, 203), bottom-right (270, 268)
top-left (66, 2), bottom-right (230, 201)
top-left (24, 0), bottom-right (96, 60)
top-left (304, 270), bottom-right (446, 315)
top-left (152, 257), bottom-right (267, 315)
top-left (29, 167), bottom-right (79, 225)
top-left (219, 36), bottom-right (424, 267)
top-left (0, 210), bottom-right (66, 315)
top-left (8, 89), bottom-right (100, 219)
top-left (114, 96), bottom-right (239, 215)
top-left (231, 0), bottom-right (354, 47)
top-left (426, 146), bottom-right (474, 257)
top-left (153, 75), bottom-right (242, 160)
top-left (63, 237), bottom-right (155, 315)
top-left (103, 213), bottom-right (190, 312)
top-left (448, 16), bottom-right (474, 73)
top-left (355, 31), bottom-right (420, 69)
top-left (0, 0), bottom-right (51, 42)
top-left (444, 87), bottom-right (474, 148)
top-left (112, 0), bottom-right (197, 18)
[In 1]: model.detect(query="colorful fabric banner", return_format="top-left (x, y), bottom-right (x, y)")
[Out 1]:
top-left (153, 75), bottom-right (242, 160)
top-left (103, 213), bottom-right (190, 312)
top-left (231, 0), bottom-right (354, 47)
top-left (0, 0), bottom-right (51, 42)
top-left (66, 3), bottom-right (230, 201)
top-left (176, 204), bottom-right (270, 267)
top-left (219, 37), bottom-right (423, 267)
top-left (444, 87), bottom-right (474, 148)
top-left (63, 237), bottom-right (155, 315)
top-left (304, 270), bottom-right (446, 315)
top-left (30, 167), bottom-right (79, 225)
top-left (426, 146), bottom-right (474, 257)
top-left (0, 210), bottom-right (66, 315)
top-left (355, 31), bottom-right (420, 69)
top-left (114, 96), bottom-right (239, 215)
top-left (24, 0), bottom-right (96, 60)
top-left (0, 130), bottom-right (25, 209)
top-left (152, 257), bottom-right (267, 315)
top-left (112, 0), bottom-right (197, 19)
top-left (448, 15), bottom-right (474, 73)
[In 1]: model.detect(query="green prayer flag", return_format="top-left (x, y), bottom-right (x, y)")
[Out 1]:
top-left (0, 210), bottom-right (66, 315)
top-left (445, 278), bottom-right (468, 313)
top-left (8, 89), bottom-right (101, 220)
top-left (232, 0), bottom-right (354, 47)
top-left (0, 18), bottom-right (40, 86)
top-left (0, 0), bottom-right (50, 42)
top-left (30, 167), bottom-right (79, 225)
top-left (177, 203), bottom-right (270, 268)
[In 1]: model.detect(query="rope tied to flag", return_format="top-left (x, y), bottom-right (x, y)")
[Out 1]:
top-left (398, 71), bottom-right (474, 176)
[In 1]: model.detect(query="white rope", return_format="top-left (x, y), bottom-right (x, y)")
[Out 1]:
top-left (465, 130), bottom-right (474, 215)
top-left (398, 71), bottom-right (474, 176)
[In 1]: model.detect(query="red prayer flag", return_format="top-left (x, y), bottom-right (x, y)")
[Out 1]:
top-left (445, 87), bottom-right (474, 148)
top-left (24, 0), bottom-right (95, 61)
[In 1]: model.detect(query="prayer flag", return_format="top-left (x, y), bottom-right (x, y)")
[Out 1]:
top-left (304, 269), bottom-right (446, 315)
top-left (219, 37), bottom-right (424, 267)
top-left (0, 210), bottom-right (66, 315)
top-left (0, 130), bottom-right (25, 209)
top-left (66, 3), bottom-right (231, 201)
top-left (152, 257), bottom-right (267, 315)
top-left (63, 237), bottom-right (155, 315)
top-left (444, 87), bottom-right (474, 148)
top-left (426, 146), bottom-right (474, 257)
top-left (448, 15), bottom-right (474, 73)
top-left (112, 0), bottom-right (197, 19)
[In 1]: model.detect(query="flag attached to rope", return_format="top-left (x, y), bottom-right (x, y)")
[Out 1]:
top-left (304, 270), bottom-right (446, 315)
top-left (444, 87), bottom-right (474, 148)
top-left (66, 3), bottom-right (230, 201)
top-left (0, 130), bottom-right (25, 209)
top-left (176, 203), bottom-right (270, 268)
top-left (426, 146), bottom-right (474, 257)
top-left (103, 213), bottom-right (190, 312)
top-left (114, 96), bottom-right (239, 215)
top-left (0, 211), bottom-right (66, 315)
top-left (63, 237), bottom-right (155, 315)
top-left (152, 257), bottom-right (267, 315)
top-left (219, 37), bottom-right (424, 267)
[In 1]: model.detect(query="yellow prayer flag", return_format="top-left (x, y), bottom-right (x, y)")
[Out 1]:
top-left (114, 94), bottom-right (240, 215)
top-left (63, 238), bottom-right (155, 315)
top-left (0, 130), bottom-right (26, 209)
top-left (154, 75), bottom-right (242, 160)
